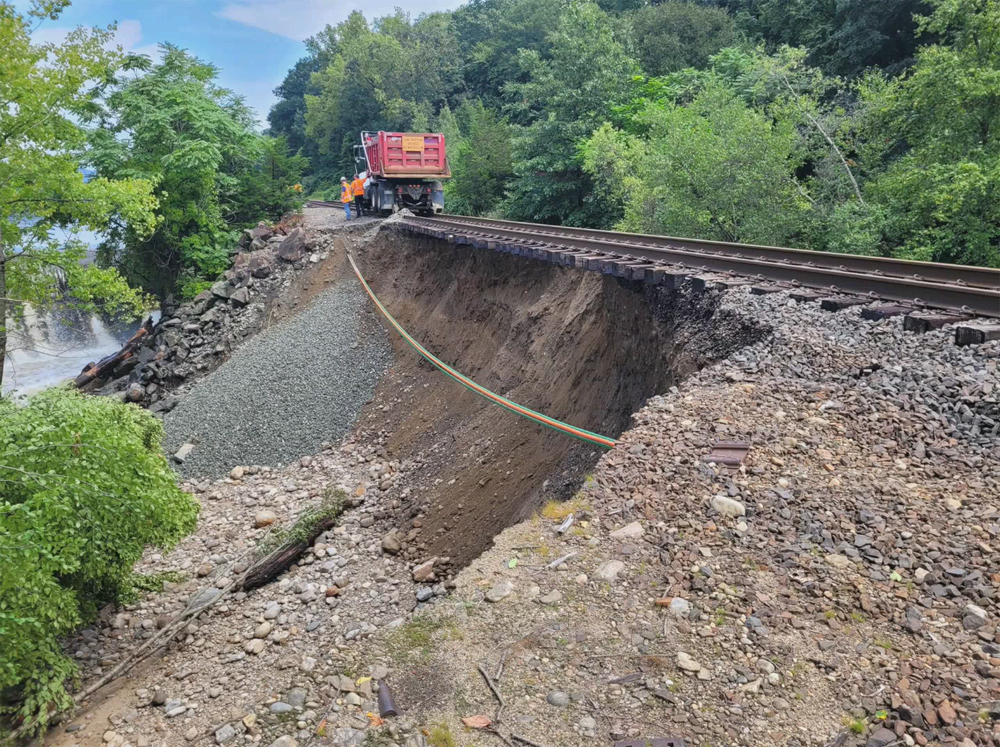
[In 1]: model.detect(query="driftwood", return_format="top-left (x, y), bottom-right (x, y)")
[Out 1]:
top-left (73, 317), bottom-right (154, 388)
top-left (240, 491), bottom-right (345, 591)
top-left (241, 512), bottom-right (341, 591)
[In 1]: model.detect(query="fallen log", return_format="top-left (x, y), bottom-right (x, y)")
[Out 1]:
top-left (73, 317), bottom-right (154, 388)
top-left (241, 490), bottom-right (345, 591)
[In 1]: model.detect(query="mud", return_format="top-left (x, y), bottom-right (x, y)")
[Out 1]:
top-left (350, 228), bottom-right (768, 568)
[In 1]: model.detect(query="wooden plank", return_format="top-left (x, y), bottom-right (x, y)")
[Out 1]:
top-left (903, 311), bottom-right (973, 334)
top-left (955, 323), bottom-right (1000, 346)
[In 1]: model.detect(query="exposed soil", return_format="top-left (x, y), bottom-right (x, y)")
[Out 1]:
top-left (349, 228), bottom-right (767, 568)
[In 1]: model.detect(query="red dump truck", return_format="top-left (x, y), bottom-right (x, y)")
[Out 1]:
top-left (353, 131), bottom-right (450, 216)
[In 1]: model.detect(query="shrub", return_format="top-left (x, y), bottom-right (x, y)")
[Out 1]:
top-left (0, 388), bottom-right (199, 735)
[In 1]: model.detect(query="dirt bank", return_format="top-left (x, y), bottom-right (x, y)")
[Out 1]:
top-left (351, 227), bottom-right (767, 568)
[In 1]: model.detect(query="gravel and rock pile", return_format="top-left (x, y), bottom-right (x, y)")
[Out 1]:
top-left (161, 279), bottom-right (391, 478)
top-left (84, 223), bottom-right (328, 412)
top-left (385, 288), bottom-right (999, 747)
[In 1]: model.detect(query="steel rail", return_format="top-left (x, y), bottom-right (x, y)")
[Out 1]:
top-left (405, 215), bottom-right (1000, 318)
top-left (420, 214), bottom-right (1000, 291)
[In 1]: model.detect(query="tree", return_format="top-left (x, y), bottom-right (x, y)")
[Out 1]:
top-left (583, 81), bottom-right (809, 244)
top-left (503, 2), bottom-right (640, 226)
top-left (302, 10), bottom-right (464, 183)
top-left (0, 388), bottom-right (198, 736)
top-left (0, 0), bottom-right (158, 393)
top-left (87, 46), bottom-right (269, 299)
top-left (626, 2), bottom-right (737, 77)
top-left (854, 0), bottom-right (1000, 266)
top-left (710, 0), bottom-right (929, 77)
top-left (446, 101), bottom-right (514, 215)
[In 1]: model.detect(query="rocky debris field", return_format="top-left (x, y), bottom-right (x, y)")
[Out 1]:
top-left (384, 287), bottom-right (999, 747)
top-left (47, 216), bottom-right (1000, 747)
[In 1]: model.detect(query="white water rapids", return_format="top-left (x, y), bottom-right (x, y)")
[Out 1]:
top-left (2, 304), bottom-right (157, 398)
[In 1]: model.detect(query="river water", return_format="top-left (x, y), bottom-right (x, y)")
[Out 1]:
top-left (2, 305), bottom-right (156, 398)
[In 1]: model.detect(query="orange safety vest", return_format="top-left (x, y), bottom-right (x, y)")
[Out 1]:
top-left (341, 183), bottom-right (352, 203)
top-left (352, 177), bottom-right (365, 197)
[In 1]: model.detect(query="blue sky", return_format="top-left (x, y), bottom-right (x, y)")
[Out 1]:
top-left (26, 0), bottom-right (465, 127)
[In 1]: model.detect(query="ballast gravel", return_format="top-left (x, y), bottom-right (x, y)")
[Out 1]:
top-left (162, 277), bottom-right (391, 478)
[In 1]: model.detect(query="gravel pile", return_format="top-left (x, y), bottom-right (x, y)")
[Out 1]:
top-left (162, 278), bottom-right (391, 478)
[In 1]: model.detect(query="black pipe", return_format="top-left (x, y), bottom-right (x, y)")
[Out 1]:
top-left (378, 680), bottom-right (398, 718)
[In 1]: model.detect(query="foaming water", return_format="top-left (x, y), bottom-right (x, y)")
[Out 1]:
top-left (3, 305), bottom-right (158, 398)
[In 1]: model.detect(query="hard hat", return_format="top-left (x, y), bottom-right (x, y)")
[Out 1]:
top-left (340, 177), bottom-right (347, 182)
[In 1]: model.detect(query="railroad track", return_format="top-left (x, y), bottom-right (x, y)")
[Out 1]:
top-left (304, 200), bottom-right (342, 208)
top-left (401, 214), bottom-right (1000, 326)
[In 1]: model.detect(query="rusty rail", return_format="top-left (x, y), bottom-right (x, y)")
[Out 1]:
top-left (404, 215), bottom-right (1000, 318)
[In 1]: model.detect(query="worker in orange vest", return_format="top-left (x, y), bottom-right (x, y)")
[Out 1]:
top-left (352, 173), bottom-right (365, 217)
top-left (340, 177), bottom-right (353, 220)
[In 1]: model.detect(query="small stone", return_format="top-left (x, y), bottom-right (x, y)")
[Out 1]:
top-left (270, 702), bottom-right (294, 714)
top-left (173, 444), bottom-right (195, 463)
top-left (255, 510), bottom-right (277, 528)
top-left (610, 521), bottom-right (643, 539)
top-left (711, 494), bottom-right (746, 517)
top-left (230, 466), bottom-right (244, 480)
top-left (668, 598), bottom-right (690, 618)
top-left (867, 727), bottom-right (897, 747)
top-left (676, 652), bottom-right (702, 673)
top-left (595, 560), bottom-right (625, 583)
top-left (772, 697), bottom-right (790, 711)
top-left (825, 554), bottom-right (850, 569)
top-left (244, 639), bottom-right (264, 655)
top-left (416, 587), bottom-right (433, 602)
top-left (539, 590), bottom-right (562, 604)
top-left (255, 621), bottom-right (272, 639)
top-left (412, 558), bottom-right (436, 582)
top-left (185, 727), bottom-right (199, 742)
top-left (345, 692), bottom-right (362, 706)
top-left (938, 700), bottom-right (957, 725)
top-left (165, 706), bottom-right (187, 718)
top-left (485, 581), bottom-right (514, 602)
top-left (267, 738), bottom-right (298, 747)
top-left (215, 724), bottom-right (237, 745)
top-left (546, 691), bottom-right (570, 707)
top-left (380, 533), bottom-right (401, 554)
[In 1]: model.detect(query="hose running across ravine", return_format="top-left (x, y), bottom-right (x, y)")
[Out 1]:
top-left (347, 253), bottom-right (619, 449)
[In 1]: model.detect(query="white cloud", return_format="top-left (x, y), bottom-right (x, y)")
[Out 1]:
top-left (216, 0), bottom-right (463, 41)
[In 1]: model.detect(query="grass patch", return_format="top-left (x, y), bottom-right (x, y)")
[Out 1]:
top-left (126, 570), bottom-right (184, 598)
top-left (428, 723), bottom-right (456, 747)
top-left (540, 494), bottom-right (590, 521)
top-left (383, 615), bottom-right (460, 665)
top-left (844, 716), bottom-right (866, 735)
top-left (873, 637), bottom-right (894, 650)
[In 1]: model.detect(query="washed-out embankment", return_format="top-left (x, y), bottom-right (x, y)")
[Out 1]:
top-left (158, 215), bottom-right (768, 571)
top-left (345, 225), bottom-right (768, 567)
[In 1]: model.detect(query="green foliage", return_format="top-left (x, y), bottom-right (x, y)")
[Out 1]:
top-left (0, 388), bottom-right (198, 735)
top-left (87, 46), bottom-right (296, 298)
top-left (625, 2), bottom-right (737, 77)
top-left (0, 1), bottom-right (158, 391)
top-left (503, 2), bottom-right (640, 226)
top-left (304, 10), bottom-right (463, 180)
top-left (585, 80), bottom-right (808, 244)
top-left (445, 102), bottom-right (514, 216)
top-left (852, 0), bottom-right (1000, 266)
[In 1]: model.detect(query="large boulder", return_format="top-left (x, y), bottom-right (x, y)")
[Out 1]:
top-left (211, 280), bottom-right (234, 300)
top-left (277, 228), bottom-right (306, 263)
top-left (248, 250), bottom-right (275, 278)
top-left (251, 222), bottom-right (274, 241)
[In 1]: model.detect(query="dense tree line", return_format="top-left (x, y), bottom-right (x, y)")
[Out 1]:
top-left (270, 0), bottom-right (1000, 267)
